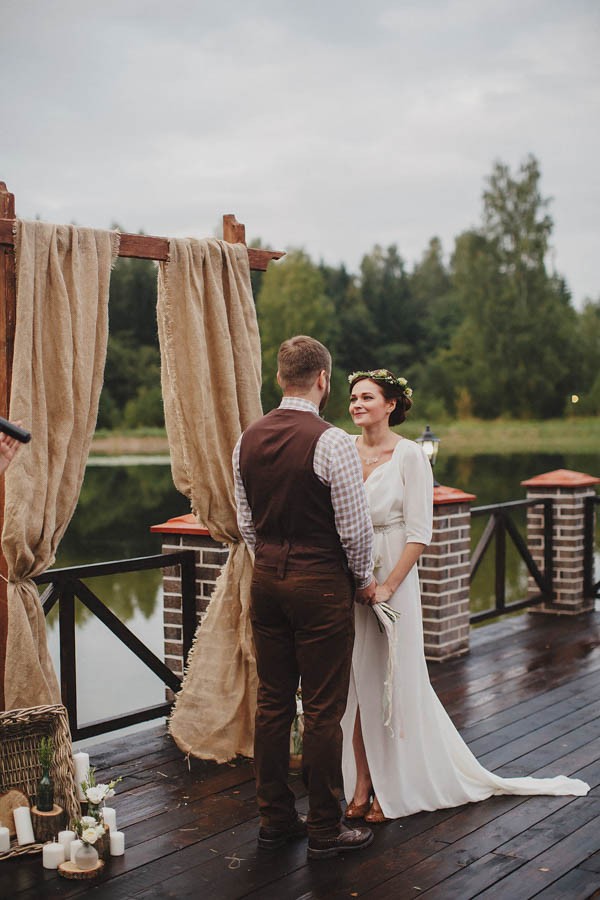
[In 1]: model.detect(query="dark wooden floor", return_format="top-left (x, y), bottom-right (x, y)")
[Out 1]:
top-left (4, 611), bottom-right (600, 900)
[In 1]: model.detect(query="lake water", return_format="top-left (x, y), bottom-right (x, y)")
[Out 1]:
top-left (45, 450), bottom-right (600, 740)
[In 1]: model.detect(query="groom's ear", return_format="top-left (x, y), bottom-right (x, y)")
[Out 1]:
top-left (276, 370), bottom-right (283, 388)
top-left (317, 369), bottom-right (328, 390)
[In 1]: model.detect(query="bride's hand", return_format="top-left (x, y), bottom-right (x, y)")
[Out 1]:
top-left (373, 583), bottom-right (393, 604)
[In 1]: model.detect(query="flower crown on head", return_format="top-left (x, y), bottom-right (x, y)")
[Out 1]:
top-left (348, 369), bottom-right (413, 399)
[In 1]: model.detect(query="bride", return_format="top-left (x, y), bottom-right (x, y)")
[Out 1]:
top-left (341, 368), bottom-right (589, 823)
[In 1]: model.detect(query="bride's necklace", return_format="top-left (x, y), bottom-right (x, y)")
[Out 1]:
top-left (361, 453), bottom-right (381, 466)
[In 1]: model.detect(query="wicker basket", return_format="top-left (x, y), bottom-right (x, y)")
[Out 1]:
top-left (0, 704), bottom-right (80, 858)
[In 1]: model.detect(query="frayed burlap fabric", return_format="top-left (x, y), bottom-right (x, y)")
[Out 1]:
top-left (158, 238), bottom-right (262, 763)
top-left (1, 221), bottom-right (119, 710)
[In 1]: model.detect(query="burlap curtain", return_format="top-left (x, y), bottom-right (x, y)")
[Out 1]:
top-left (158, 238), bottom-right (262, 762)
top-left (1, 221), bottom-right (119, 710)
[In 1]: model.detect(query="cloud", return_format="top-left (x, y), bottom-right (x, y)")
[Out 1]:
top-left (2, 0), bottom-right (599, 303)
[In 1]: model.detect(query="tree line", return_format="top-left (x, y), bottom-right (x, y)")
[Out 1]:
top-left (99, 154), bottom-right (599, 429)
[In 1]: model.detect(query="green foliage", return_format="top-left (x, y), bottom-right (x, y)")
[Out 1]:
top-left (98, 157), bottom-right (593, 429)
top-left (429, 156), bottom-right (578, 419)
top-left (256, 250), bottom-right (335, 411)
top-left (570, 298), bottom-right (600, 415)
top-left (38, 736), bottom-right (54, 769)
top-left (99, 255), bottom-right (163, 429)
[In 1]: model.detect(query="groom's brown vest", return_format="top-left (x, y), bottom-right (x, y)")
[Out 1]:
top-left (239, 408), bottom-right (348, 577)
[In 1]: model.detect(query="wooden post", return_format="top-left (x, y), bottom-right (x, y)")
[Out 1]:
top-left (0, 182), bottom-right (16, 709)
top-left (222, 214), bottom-right (246, 245)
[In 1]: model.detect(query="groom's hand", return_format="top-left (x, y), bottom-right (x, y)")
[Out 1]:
top-left (355, 578), bottom-right (377, 606)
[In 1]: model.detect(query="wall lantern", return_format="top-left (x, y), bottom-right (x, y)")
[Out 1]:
top-left (416, 424), bottom-right (440, 486)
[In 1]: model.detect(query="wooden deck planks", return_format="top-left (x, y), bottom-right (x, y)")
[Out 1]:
top-left (4, 610), bottom-right (600, 900)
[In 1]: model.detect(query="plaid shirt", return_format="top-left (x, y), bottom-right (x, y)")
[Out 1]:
top-left (232, 397), bottom-right (374, 588)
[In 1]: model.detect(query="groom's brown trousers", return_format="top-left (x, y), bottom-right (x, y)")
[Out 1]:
top-left (250, 564), bottom-right (355, 838)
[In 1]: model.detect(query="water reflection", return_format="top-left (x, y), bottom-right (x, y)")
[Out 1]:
top-left (46, 464), bottom-right (188, 733)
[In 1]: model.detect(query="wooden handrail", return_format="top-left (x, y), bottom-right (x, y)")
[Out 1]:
top-left (469, 499), bottom-right (553, 624)
top-left (37, 550), bottom-right (197, 740)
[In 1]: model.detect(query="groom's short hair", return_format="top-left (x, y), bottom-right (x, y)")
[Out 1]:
top-left (277, 335), bottom-right (331, 390)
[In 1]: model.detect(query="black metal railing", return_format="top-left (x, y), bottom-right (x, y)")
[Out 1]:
top-left (469, 499), bottom-right (553, 624)
top-left (584, 494), bottom-right (600, 600)
top-left (34, 551), bottom-right (196, 741)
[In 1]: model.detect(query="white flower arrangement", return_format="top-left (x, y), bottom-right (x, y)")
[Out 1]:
top-left (80, 766), bottom-right (122, 808)
top-left (372, 601), bottom-right (401, 632)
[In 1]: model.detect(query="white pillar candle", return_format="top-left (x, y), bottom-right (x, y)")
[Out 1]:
top-left (43, 841), bottom-right (65, 869)
top-left (101, 807), bottom-right (117, 833)
top-left (0, 826), bottom-right (10, 853)
top-left (13, 806), bottom-right (35, 845)
top-left (73, 751), bottom-right (90, 801)
top-left (70, 838), bottom-right (83, 860)
top-left (57, 829), bottom-right (76, 861)
top-left (109, 831), bottom-right (125, 856)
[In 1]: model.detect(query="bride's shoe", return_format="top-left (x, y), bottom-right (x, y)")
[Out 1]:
top-left (344, 798), bottom-right (371, 820)
top-left (344, 786), bottom-right (373, 820)
top-left (364, 798), bottom-right (391, 823)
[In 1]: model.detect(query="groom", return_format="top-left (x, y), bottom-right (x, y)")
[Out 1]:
top-left (233, 335), bottom-right (377, 859)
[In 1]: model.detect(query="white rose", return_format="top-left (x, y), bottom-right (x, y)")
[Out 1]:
top-left (82, 828), bottom-right (99, 845)
top-left (85, 786), bottom-right (105, 804)
top-left (95, 825), bottom-right (105, 837)
top-left (105, 788), bottom-right (115, 799)
top-left (81, 816), bottom-right (97, 826)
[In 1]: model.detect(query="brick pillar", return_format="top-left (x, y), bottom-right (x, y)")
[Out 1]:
top-left (419, 485), bottom-right (476, 662)
top-left (521, 469), bottom-right (600, 615)
top-left (150, 514), bottom-right (228, 698)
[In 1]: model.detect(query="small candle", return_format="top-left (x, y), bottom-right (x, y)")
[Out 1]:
top-left (101, 807), bottom-right (117, 833)
top-left (0, 826), bottom-right (10, 853)
top-left (70, 838), bottom-right (83, 860)
top-left (109, 831), bottom-right (125, 856)
top-left (73, 751), bottom-right (90, 801)
top-left (42, 841), bottom-right (65, 869)
top-left (13, 806), bottom-right (35, 845)
top-left (57, 829), bottom-right (76, 861)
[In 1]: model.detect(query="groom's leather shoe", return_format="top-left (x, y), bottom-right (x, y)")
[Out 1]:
top-left (307, 824), bottom-right (374, 859)
top-left (257, 814), bottom-right (308, 849)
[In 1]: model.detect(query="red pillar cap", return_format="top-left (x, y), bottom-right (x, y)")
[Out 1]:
top-left (433, 484), bottom-right (476, 505)
top-left (150, 513), bottom-right (210, 536)
top-left (521, 469), bottom-right (600, 488)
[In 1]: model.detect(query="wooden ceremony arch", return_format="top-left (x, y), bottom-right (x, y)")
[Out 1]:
top-left (0, 179), bottom-right (283, 707)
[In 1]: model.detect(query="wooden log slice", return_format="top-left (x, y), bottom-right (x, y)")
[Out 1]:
top-left (30, 804), bottom-right (64, 842)
top-left (58, 859), bottom-right (105, 879)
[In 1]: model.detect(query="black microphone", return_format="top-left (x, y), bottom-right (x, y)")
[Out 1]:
top-left (0, 416), bottom-right (31, 443)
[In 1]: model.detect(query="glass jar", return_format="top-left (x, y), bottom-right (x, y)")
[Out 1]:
top-left (74, 842), bottom-right (99, 871)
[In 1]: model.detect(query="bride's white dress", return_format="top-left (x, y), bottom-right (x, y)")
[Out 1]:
top-left (341, 438), bottom-right (589, 818)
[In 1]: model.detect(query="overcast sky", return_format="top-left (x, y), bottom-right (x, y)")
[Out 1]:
top-left (2, 0), bottom-right (599, 307)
